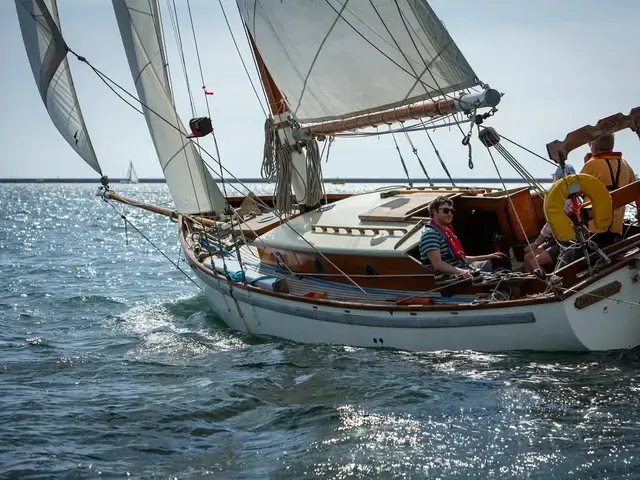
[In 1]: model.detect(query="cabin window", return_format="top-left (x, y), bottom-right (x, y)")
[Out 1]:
top-left (365, 264), bottom-right (376, 276)
top-left (315, 258), bottom-right (324, 274)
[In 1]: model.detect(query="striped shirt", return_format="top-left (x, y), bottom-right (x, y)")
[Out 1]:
top-left (419, 226), bottom-right (466, 281)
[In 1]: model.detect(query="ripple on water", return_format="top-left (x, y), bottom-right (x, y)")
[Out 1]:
top-left (3, 184), bottom-right (640, 478)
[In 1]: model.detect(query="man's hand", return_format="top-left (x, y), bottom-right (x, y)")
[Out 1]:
top-left (456, 268), bottom-right (472, 278)
top-left (490, 252), bottom-right (508, 260)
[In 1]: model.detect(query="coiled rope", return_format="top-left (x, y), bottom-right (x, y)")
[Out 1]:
top-left (261, 118), bottom-right (324, 215)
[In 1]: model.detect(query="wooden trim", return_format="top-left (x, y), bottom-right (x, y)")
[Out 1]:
top-left (556, 233), bottom-right (640, 296)
top-left (546, 107), bottom-right (640, 162)
top-left (580, 180), bottom-right (640, 211)
top-left (256, 246), bottom-right (432, 291)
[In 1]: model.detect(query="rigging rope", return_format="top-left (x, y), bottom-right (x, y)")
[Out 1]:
top-left (364, 0), bottom-right (470, 141)
top-left (304, 135), bottom-right (326, 208)
top-left (494, 144), bottom-right (547, 197)
top-left (390, 128), bottom-right (413, 187)
top-left (215, 0), bottom-right (268, 116)
top-left (321, 0), bottom-right (481, 112)
top-left (402, 125), bottom-right (434, 187)
top-left (102, 197), bottom-right (201, 289)
top-left (479, 125), bottom-right (558, 168)
top-left (462, 118), bottom-right (475, 170)
top-left (162, 0), bottom-right (242, 289)
top-left (261, 117), bottom-right (295, 216)
top-left (483, 132), bottom-right (544, 274)
top-left (64, 49), bottom-right (364, 295)
top-left (422, 121), bottom-right (456, 186)
top-left (184, 0), bottom-right (239, 282)
top-left (185, 0), bottom-right (261, 274)
top-left (155, 1), bottom-right (212, 229)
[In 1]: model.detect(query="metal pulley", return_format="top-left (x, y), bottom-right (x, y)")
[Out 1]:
top-left (479, 127), bottom-right (501, 148)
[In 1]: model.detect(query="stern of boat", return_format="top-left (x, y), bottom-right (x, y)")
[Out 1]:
top-left (563, 261), bottom-right (640, 350)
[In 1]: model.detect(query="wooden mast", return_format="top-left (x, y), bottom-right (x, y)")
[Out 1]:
top-left (246, 31), bottom-right (287, 116)
top-left (245, 27), bottom-right (315, 210)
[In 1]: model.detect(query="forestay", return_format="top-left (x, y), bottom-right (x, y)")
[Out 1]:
top-left (112, 0), bottom-right (228, 215)
top-left (15, 0), bottom-right (102, 175)
top-left (237, 0), bottom-right (478, 123)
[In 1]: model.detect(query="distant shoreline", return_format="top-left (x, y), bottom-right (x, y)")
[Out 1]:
top-left (0, 177), bottom-right (553, 184)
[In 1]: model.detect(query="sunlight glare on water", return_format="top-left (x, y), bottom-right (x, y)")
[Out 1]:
top-left (1, 183), bottom-right (640, 478)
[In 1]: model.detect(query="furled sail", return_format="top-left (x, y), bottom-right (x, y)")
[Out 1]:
top-left (112, 0), bottom-right (228, 215)
top-left (237, 0), bottom-right (479, 124)
top-left (15, 0), bottom-right (102, 175)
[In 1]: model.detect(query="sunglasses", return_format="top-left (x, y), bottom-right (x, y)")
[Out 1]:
top-left (439, 207), bottom-right (455, 214)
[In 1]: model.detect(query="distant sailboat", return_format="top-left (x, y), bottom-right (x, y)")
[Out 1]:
top-left (121, 160), bottom-right (138, 184)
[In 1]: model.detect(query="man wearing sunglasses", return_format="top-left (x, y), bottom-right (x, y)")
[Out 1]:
top-left (419, 196), bottom-right (508, 282)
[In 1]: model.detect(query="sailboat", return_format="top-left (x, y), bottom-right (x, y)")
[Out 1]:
top-left (121, 160), bottom-right (138, 184)
top-left (15, 0), bottom-right (640, 352)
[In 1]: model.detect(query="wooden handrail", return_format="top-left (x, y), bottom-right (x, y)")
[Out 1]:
top-left (581, 179), bottom-right (640, 210)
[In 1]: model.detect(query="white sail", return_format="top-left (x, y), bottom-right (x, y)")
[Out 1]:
top-left (129, 161), bottom-right (139, 183)
top-left (237, 0), bottom-right (479, 123)
top-left (125, 160), bottom-right (139, 183)
top-left (15, 0), bottom-right (102, 175)
top-left (112, 0), bottom-right (228, 214)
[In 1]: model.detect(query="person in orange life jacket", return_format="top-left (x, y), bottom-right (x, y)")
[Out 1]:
top-left (580, 133), bottom-right (635, 247)
top-left (419, 196), bottom-right (509, 280)
top-left (524, 163), bottom-right (578, 272)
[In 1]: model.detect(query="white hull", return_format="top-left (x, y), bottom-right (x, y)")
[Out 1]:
top-left (189, 257), bottom-right (640, 352)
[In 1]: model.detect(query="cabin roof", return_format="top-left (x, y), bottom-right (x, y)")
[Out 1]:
top-left (255, 190), bottom-right (455, 256)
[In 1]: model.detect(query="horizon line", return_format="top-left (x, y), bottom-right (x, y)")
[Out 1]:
top-left (0, 177), bottom-right (553, 184)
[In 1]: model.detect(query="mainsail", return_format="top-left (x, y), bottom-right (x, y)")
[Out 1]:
top-left (237, 0), bottom-right (479, 124)
top-left (112, 0), bottom-right (228, 215)
top-left (15, 0), bottom-right (102, 175)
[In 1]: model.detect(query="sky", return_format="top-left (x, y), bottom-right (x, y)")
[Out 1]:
top-left (1, 0), bottom-right (640, 181)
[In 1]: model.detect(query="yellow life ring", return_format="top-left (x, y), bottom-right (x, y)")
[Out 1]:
top-left (543, 173), bottom-right (612, 242)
